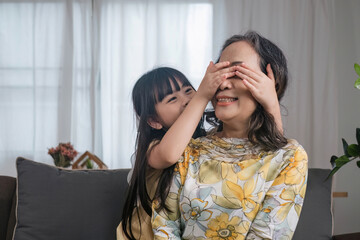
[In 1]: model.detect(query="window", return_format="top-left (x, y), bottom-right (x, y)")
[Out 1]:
top-left (0, 0), bottom-right (213, 174)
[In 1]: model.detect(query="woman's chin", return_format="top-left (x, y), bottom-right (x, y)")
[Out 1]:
top-left (214, 110), bottom-right (232, 123)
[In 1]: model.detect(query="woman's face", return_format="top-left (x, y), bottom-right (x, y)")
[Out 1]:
top-left (213, 41), bottom-right (260, 125)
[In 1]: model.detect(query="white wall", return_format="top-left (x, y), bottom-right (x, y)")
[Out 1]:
top-left (333, 0), bottom-right (360, 235)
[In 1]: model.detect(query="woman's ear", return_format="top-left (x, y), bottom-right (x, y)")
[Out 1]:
top-left (147, 117), bottom-right (163, 130)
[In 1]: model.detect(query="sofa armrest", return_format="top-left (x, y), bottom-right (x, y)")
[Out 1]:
top-left (333, 232), bottom-right (360, 240)
top-left (0, 176), bottom-right (16, 240)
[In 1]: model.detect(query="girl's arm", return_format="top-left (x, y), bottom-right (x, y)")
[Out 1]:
top-left (235, 63), bottom-right (283, 133)
top-left (148, 61), bottom-right (237, 169)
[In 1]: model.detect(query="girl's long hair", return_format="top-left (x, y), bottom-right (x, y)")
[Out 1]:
top-left (206, 31), bottom-right (288, 151)
top-left (121, 67), bottom-right (205, 239)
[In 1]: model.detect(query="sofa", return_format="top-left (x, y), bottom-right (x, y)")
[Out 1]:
top-left (0, 157), bottom-right (359, 240)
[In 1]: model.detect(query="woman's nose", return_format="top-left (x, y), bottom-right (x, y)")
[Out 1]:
top-left (219, 79), bottom-right (232, 90)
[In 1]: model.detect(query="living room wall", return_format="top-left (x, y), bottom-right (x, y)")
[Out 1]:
top-left (332, 0), bottom-right (360, 235)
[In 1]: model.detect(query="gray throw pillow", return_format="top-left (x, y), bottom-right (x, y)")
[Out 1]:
top-left (13, 157), bottom-right (129, 240)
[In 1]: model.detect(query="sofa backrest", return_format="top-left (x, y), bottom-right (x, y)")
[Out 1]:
top-left (293, 168), bottom-right (333, 240)
top-left (1, 163), bottom-right (333, 240)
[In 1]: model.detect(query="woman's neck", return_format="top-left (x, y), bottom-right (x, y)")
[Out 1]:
top-left (217, 121), bottom-right (249, 139)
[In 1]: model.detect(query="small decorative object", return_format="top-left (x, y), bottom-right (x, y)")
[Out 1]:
top-left (328, 63), bottom-right (360, 178)
top-left (48, 142), bottom-right (78, 168)
top-left (72, 151), bottom-right (107, 169)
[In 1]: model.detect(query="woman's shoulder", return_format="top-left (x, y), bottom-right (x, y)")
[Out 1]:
top-left (276, 139), bottom-right (308, 163)
top-left (281, 139), bottom-right (306, 152)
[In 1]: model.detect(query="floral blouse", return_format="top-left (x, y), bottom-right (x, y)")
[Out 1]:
top-left (151, 135), bottom-right (308, 240)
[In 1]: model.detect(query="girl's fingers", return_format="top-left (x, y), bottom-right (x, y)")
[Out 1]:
top-left (223, 71), bottom-right (236, 79)
top-left (214, 72), bottom-right (235, 85)
top-left (213, 61), bottom-right (230, 70)
top-left (217, 65), bottom-right (239, 76)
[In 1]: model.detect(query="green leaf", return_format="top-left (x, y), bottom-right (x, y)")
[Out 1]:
top-left (335, 155), bottom-right (350, 168)
top-left (357, 160), bottom-right (360, 168)
top-left (357, 128), bottom-right (360, 145)
top-left (330, 155), bottom-right (338, 168)
top-left (355, 63), bottom-right (360, 76)
top-left (326, 167), bottom-right (340, 180)
top-left (342, 138), bottom-right (350, 157)
top-left (347, 144), bottom-right (360, 157)
top-left (355, 78), bottom-right (360, 90)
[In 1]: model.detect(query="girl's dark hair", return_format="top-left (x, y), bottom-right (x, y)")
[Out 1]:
top-left (122, 67), bottom-right (205, 239)
top-left (207, 31), bottom-right (288, 150)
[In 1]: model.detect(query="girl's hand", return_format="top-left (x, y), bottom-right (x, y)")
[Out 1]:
top-left (235, 63), bottom-right (279, 111)
top-left (197, 61), bottom-right (237, 100)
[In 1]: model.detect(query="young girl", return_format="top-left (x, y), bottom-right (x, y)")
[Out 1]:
top-left (151, 31), bottom-right (308, 239)
top-left (120, 58), bottom-right (282, 239)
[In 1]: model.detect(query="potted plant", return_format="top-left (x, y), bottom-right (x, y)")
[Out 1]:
top-left (48, 142), bottom-right (78, 168)
top-left (328, 63), bottom-right (360, 178)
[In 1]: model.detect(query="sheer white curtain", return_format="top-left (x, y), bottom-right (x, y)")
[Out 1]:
top-left (0, 0), bottom-right (96, 176)
top-left (0, 0), bottom-right (344, 176)
top-left (0, 0), bottom-right (213, 175)
top-left (96, 0), bottom-right (213, 168)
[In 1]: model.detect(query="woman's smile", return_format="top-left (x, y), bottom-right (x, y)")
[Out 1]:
top-left (215, 95), bottom-right (239, 106)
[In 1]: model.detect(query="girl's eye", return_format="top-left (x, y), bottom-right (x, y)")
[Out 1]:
top-left (167, 97), bottom-right (177, 103)
top-left (185, 88), bottom-right (193, 94)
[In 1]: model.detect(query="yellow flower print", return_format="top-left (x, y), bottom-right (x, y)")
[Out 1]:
top-left (180, 198), bottom-right (212, 225)
top-left (273, 148), bottom-right (308, 186)
top-left (205, 213), bottom-right (249, 240)
top-left (221, 162), bottom-right (239, 183)
top-left (198, 160), bottom-right (222, 184)
top-left (211, 178), bottom-right (262, 219)
top-left (274, 183), bottom-right (306, 227)
top-left (224, 180), bottom-right (261, 220)
top-left (237, 158), bottom-right (263, 181)
top-left (175, 155), bottom-right (189, 185)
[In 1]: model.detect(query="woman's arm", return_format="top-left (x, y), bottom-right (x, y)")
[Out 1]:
top-left (246, 146), bottom-right (308, 239)
top-left (148, 61), bottom-right (237, 169)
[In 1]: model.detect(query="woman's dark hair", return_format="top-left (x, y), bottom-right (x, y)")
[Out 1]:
top-left (207, 31), bottom-right (288, 150)
top-left (121, 67), bottom-right (205, 239)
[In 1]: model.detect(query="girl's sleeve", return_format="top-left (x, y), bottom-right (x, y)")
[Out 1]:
top-left (151, 158), bottom-right (188, 240)
top-left (246, 146), bottom-right (308, 239)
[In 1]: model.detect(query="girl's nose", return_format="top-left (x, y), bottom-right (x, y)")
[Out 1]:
top-left (184, 96), bottom-right (191, 107)
top-left (219, 79), bottom-right (232, 90)
top-left (181, 95), bottom-right (191, 107)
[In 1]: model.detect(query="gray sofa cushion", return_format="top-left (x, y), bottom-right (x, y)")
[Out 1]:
top-left (13, 157), bottom-right (129, 240)
top-left (293, 168), bottom-right (333, 240)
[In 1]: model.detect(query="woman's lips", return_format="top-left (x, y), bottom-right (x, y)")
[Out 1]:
top-left (215, 95), bottom-right (238, 106)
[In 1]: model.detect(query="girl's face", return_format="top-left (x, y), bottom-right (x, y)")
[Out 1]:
top-left (153, 79), bottom-right (195, 129)
top-left (213, 41), bottom-right (259, 125)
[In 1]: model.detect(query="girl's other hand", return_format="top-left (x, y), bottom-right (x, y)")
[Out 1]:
top-left (235, 63), bottom-right (279, 112)
top-left (197, 61), bottom-right (237, 100)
